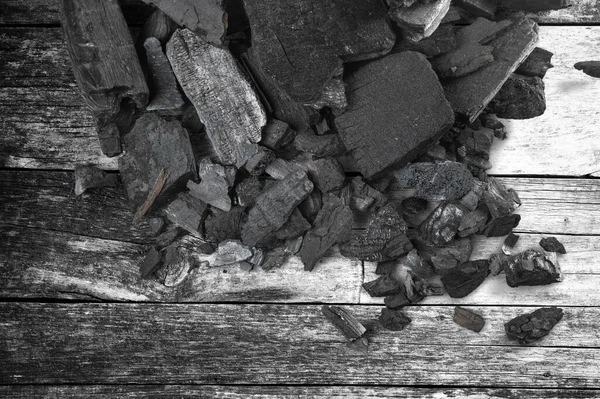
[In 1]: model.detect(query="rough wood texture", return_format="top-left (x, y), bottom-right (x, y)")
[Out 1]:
top-left (2, 303), bottom-right (600, 386)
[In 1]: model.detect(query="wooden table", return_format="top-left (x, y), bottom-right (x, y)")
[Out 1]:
top-left (1, 1), bottom-right (600, 397)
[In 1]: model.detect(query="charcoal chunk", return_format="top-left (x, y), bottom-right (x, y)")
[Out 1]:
top-left (362, 275), bottom-right (402, 297)
top-left (298, 189), bottom-right (323, 224)
top-left (404, 249), bottom-right (436, 279)
top-left (574, 61), bottom-right (600, 79)
top-left (261, 119), bottom-right (295, 151)
top-left (489, 74), bottom-right (546, 119)
top-left (431, 42), bottom-right (494, 79)
top-left (504, 249), bottom-right (562, 287)
top-left (294, 130), bottom-right (347, 158)
top-left (394, 162), bottom-right (474, 201)
top-left (483, 177), bottom-right (521, 218)
top-left (272, 209), bottom-right (311, 241)
top-left (337, 51), bottom-right (454, 178)
top-left (516, 47), bottom-right (554, 78)
top-left (309, 157), bottom-right (346, 193)
top-left (416, 202), bottom-right (465, 246)
top-left (414, 237), bottom-right (473, 275)
top-left (235, 176), bottom-right (263, 207)
top-left (379, 308), bottom-right (412, 331)
top-left (204, 206), bottom-right (247, 243)
top-left (489, 252), bottom-right (509, 275)
top-left (505, 307), bottom-right (563, 344)
top-left (453, 306), bottom-right (485, 333)
top-left (350, 177), bottom-right (387, 213)
top-left (244, 146), bottom-right (275, 176)
top-left (454, 0), bottom-right (497, 18)
top-left (458, 207), bottom-right (489, 237)
top-left (539, 237), bottom-right (567, 254)
top-left (482, 214), bottom-right (521, 237)
top-left (187, 159), bottom-right (233, 212)
top-left (73, 165), bottom-right (118, 195)
top-left (389, 0), bottom-right (451, 42)
top-left (144, 37), bottom-right (184, 113)
top-left (164, 193), bottom-right (207, 237)
top-left (402, 197), bottom-right (428, 215)
top-left (441, 259), bottom-right (489, 298)
top-left (322, 305), bottom-right (367, 341)
top-left (502, 232), bottom-right (520, 255)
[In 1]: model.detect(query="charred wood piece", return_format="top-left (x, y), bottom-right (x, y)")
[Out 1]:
top-left (379, 308), bottom-right (412, 331)
top-left (539, 237), bottom-right (567, 254)
top-left (416, 202), bottom-right (465, 246)
top-left (441, 259), bottom-right (489, 298)
top-left (322, 305), bottom-right (367, 341)
top-left (504, 249), bottom-right (562, 287)
top-left (505, 307), bottom-right (563, 344)
top-left (73, 165), bottom-right (118, 196)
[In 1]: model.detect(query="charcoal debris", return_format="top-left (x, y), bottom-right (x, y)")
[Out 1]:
top-left (379, 308), bottom-right (412, 331)
top-left (483, 178), bottom-right (521, 218)
top-left (389, 0), bottom-right (452, 43)
top-left (505, 307), bottom-right (564, 344)
top-left (235, 176), bottom-right (263, 207)
top-left (322, 305), bottom-right (367, 341)
top-left (404, 249), bottom-right (436, 279)
top-left (350, 177), bottom-right (387, 213)
top-left (516, 47), bottom-right (554, 78)
top-left (164, 193), bottom-right (207, 237)
top-left (73, 165), bottom-right (118, 196)
top-left (244, 146), bottom-right (275, 176)
top-left (140, 247), bottom-right (162, 278)
top-left (489, 252), bottom-right (509, 275)
top-left (504, 249), bottom-right (562, 287)
top-left (453, 306), bottom-right (485, 333)
top-left (458, 207), bottom-right (489, 237)
top-left (144, 37), bottom-right (185, 113)
top-left (394, 162), bottom-right (474, 201)
top-left (261, 119), bottom-right (295, 151)
top-left (416, 202), bottom-right (465, 246)
top-left (502, 233), bottom-right (520, 255)
top-left (540, 237), bottom-right (567, 254)
top-left (489, 74), bottom-right (546, 119)
top-left (414, 237), bottom-right (473, 275)
top-left (272, 209), bottom-right (311, 241)
top-left (187, 159), bottom-right (233, 212)
top-left (204, 206), bottom-right (247, 244)
top-left (441, 259), bottom-right (489, 298)
top-left (294, 130), bottom-right (347, 158)
top-left (574, 61), bottom-right (600, 79)
top-left (363, 275), bottom-right (403, 298)
top-left (308, 158), bottom-right (346, 193)
top-left (482, 213), bottom-right (521, 237)
top-left (298, 190), bottom-right (324, 224)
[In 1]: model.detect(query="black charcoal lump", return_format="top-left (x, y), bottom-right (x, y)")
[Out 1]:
top-left (394, 161), bottom-right (474, 201)
top-left (505, 307), bottom-right (563, 344)
top-left (504, 249), bottom-right (562, 287)
top-left (441, 259), bottom-right (489, 298)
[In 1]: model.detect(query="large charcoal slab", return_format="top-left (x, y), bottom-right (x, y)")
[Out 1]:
top-left (59, 0), bottom-right (148, 156)
top-left (242, 0), bottom-right (395, 104)
top-left (441, 259), bottom-right (489, 298)
top-left (241, 171), bottom-right (313, 247)
top-left (299, 194), bottom-right (353, 271)
top-left (504, 249), bottom-right (562, 287)
top-left (444, 17), bottom-right (539, 123)
top-left (337, 51), bottom-right (454, 178)
top-left (167, 29), bottom-right (266, 167)
top-left (505, 307), bottom-right (563, 344)
top-left (119, 113), bottom-right (196, 211)
top-left (142, 0), bottom-right (226, 46)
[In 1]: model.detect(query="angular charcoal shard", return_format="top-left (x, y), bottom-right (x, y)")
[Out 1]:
top-left (337, 51), bottom-right (454, 178)
top-left (73, 165), bottom-right (118, 195)
top-left (483, 177), bottom-right (521, 219)
top-left (164, 193), bottom-right (207, 237)
top-left (308, 158), bottom-right (346, 193)
top-left (242, 170), bottom-right (313, 247)
top-left (144, 37), bottom-right (185, 113)
top-left (444, 17), bottom-right (539, 123)
top-left (379, 308), bottom-right (412, 332)
top-left (489, 74), bottom-right (546, 119)
top-left (394, 162), bottom-right (474, 201)
top-left (273, 209), bottom-right (311, 241)
top-left (243, 0), bottom-right (395, 104)
top-left (516, 47), bottom-right (554, 78)
top-left (574, 61), bottom-right (600, 79)
top-left (261, 119), bottom-right (296, 151)
top-left (167, 29), bottom-right (266, 167)
top-left (502, 232), bottom-right (520, 255)
top-left (59, 0), bottom-right (149, 156)
top-left (340, 204), bottom-right (412, 262)
top-left (350, 177), bottom-right (387, 213)
top-left (505, 307), bottom-right (564, 345)
top-left (416, 202), bottom-right (465, 247)
top-left (299, 194), bottom-right (353, 271)
top-left (244, 146), bottom-right (275, 176)
top-left (142, 0), bottom-right (227, 46)
top-left (362, 275), bottom-right (402, 298)
top-left (376, 261), bottom-right (397, 276)
top-left (140, 247), bottom-right (162, 278)
top-left (187, 159), bottom-right (233, 212)
top-left (119, 114), bottom-right (196, 211)
top-left (322, 305), bottom-right (367, 341)
top-left (265, 158), bottom-right (305, 181)
top-left (204, 206), bottom-right (247, 244)
top-left (298, 189), bottom-right (324, 224)
top-left (540, 237), bottom-right (567, 254)
top-left (389, 0), bottom-right (451, 43)
top-left (414, 237), bottom-right (473, 275)
top-left (139, 9), bottom-right (178, 45)
top-left (453, 306), bottom-right (485, 333)
top-left (499, 0), bottom-right (570, 12)
top-left (441, 259), bottom-right (489, 298)
top-left (504, 249), bottom-right (562, 287)
top-left (205, 239), bottom-right (253, 267)
top-left (482, 214), bottom-right (521, 237)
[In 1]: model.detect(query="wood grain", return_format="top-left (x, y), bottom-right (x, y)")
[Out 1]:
top-left (2, 303), bottom-right (600, 387)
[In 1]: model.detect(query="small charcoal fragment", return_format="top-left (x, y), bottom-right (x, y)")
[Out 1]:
top-left (394, 161), bottom-right (474, 201)
top-left (453, 306), bottom-right (485, 333)
top-left (164, 193), bottom-right (207, 237)
top-left (294, 130), bottom-right (347, 158)
top-left (144, 37), bottom-right (185, 113)
top-left (574, 61), bottom-right (600, 79)
top-left (204, 207), bottom-right (247, 243)
top-left (298, 189), bottom-right (323, 224)
top-left (362, 275), bottom-right (402, 297)
top-left (489, 74), bottom-right (546, 119)
top-left (441, 259), bottom-right (489, 298)
top-left (483, 177), bottom-right (521, 218)
top-left (404, 249), bottom-right (436, 279)
top-left (350, 177), bottom-right (387, 213)
top-left (187, 159), bottom-right (232, 212)
top-left (504, 249), bottom-right (562, 287)
top-left (389, 0), bottom-right (452, 42)
top-left (260, 247), bottom-right (289, 271)
top-left (322, 305), bottom-right (367, 341)
top-left (499, 0), bottom-right (570, 12)
top-left (309, 158), bottom-right (346, 193)
top-left (154, 225), bottom-right (182, 250)
top-left (384, 292), bottom-right (410, 310)
top-left (284, 236), bottom-right (304, 255)
top-left (479, 113), bottom-right (507, 139)
top-left (414, 237), bottom-right (473, 275)
top-left (235, 176), bottom-right (263, 207)
top-left (489, 252), bottom-right (509, 275)
top-left (454, 0), bottom-right (497, 18)
top-left (73, 165), bottom-right (118, 195)
top-left (205, 240), bottom-right (253, 267)
top-left (482, 214), bottom-right (521, 237)
top-left (502, 233), bottom-right (520, 255)
top-left (140, 247), bottom-right (162, 278)
top-left (248, 248), bottom-right (265, 268)
top-left (379, 308), bottom-right (412, 331)
top-left (261, 119), bottom-right (295, 151)
top-left (539, 237), bottom-right (567, 254)
top-left (516, 47), bottom-right (554, 78)
top-left (505, 307), bottom-right (563, 344)
top-left (458, 207), bottom-right (489, 237)
top-left (416, 202), bottom-right (465, 246)
top-left (244, 146), bottom-right (275, 176)
top-left (376, 261), bottom-right (396, 276)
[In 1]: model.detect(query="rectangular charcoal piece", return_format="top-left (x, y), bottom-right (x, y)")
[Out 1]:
top-left (321, 305), bottom-right (366, 341)
top-left (167, 29), bottom-right (266, 167)
top-left (453, 306), bottom-right (485, 333)
top-left (59, 0), bottom-right (148, 157)
top-left (454, 0), bottom-right (497, 18)
top-left (336, 51), bottom-right (454, 178)
top-left (443, 17), bottom-right (539, 123)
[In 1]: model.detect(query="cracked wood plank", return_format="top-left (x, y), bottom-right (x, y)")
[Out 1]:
top-left (1, 303), bottom-right (600, 387)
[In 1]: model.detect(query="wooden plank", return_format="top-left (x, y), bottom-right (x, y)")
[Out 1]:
top-left (1, 386), bottom-right (598, 398)
top-left (2, 27), bottom-right (599, 173)
top-left (2, 303), bottom-right (600, 387)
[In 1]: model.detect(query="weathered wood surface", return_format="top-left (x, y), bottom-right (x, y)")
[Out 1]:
top-left (2, 303), bottom-right (600, 387)
top-left (2, 386), bottom-right (598, 399)
top-left (2, 27), bottom-right (599, 174)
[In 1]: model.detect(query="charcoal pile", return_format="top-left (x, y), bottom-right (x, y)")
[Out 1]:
top-left (61, 0), bottom-right (571, 345)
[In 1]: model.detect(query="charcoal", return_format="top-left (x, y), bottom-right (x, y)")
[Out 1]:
top-left (479, 113), bottom-right (507, 139)
top-left (489, 74), bottom-right (546, 119)
top-left (154, 225), bottom-right (183, 249)
top-left (499, 0), bottom-right (570, 12)
top-left (340, 204), bottom-right (412, 262)
top-left (389, 0), bottom-right (452, 42)
top-left (309, 158), bottom-right (346, 193)
top-left (456, 18), bottom-right (513, 46)
top-left (139, 10), bottom-right (178, 45)
top-left (242, 170), bottom-right (313, 247)
top-left (309, 74), bottom-right (348, 111)
top-left (239, 262), bottom-right (254, 272)
top-left (164, 193), bottom-right (207, 237)
top-left (261, 119), bottom-right (295, 151)
top-left (234, 176), bottom-right (263, 208)
top-left (432, 42), bottom-right (494, 79)
top-left (394, 24), bottom-right (457, 58)
top-left (425, 143), bottom-right (448, 161)
top-left (265, 158), bottom-right (306, 180)
top-left (502, 233), bottom-right (520, 255)
top-left (157, 243), bottom-right (194, 286)
top-left (142, 0), bottom-right (226, 46)
top-left (379, 308), bottom-right (412, 331)
top-left (59, 0), bottom-right (148, 157)
top-left (294, 130), bottom-right (347, 158)
top-left (505, 307), bottom-right (563, 344)
top-left (444, 17), bottom-right (539, 122)
top-left (441, 259), bottom-right (489, 298)
top-left (284, 236), bottom-right (304, 255)
top-left (483, 177), bottom-right (521, 219)
top-left (298, 189), bottom-right (323, 224)
top-left (299, 194), bottom-right (353, 271)
top-left (516, 47), bottom-right (554, 78)
top-left (482, 214), bottom-right (521, 237)
top-left (245, 146), bottom-right (275, 176)
top-left (414, 237), bottom-right (473, 275)
top-left (574, 61), bottom-right (600, 79)
top-left (248, 248), bottom-right (265, 268)
top-left (73, 165), bottom-right (118, 195)
top-left (394, 162), bottom-right (474, 201)
top-left (204, 206), bottom-right (247, 244)
top-left (350, 177), bottom-right (387, 213)
top-left (261, 247), bottom-right (289, 271)
top-left (337, 51), bottom-right (454, 178)
top-left (205, 239), bottom-right (253, 267)
top-left (242, 0), bottom-right (395, 104)
top-left (456, 129), bottom-right (495, 167)
top-left (384, 292), bottom-right (410, 310)
top-left (454, 0), bottom-right (497, 18)
top-left (273, 209), bottom-right (311, 241)
top-left (504, 249), bottom-right (562, 287)
top-left (187, 160), bottom-right (232, 212)
top-left (402, 197), bottom-right (428, 215)
top-left (459, 180), bottom-right (485, 212)
top-left (167, 29), bottom-right (266, 167)
top-left (322, 305), bottom-right (367, 341)
top-left (489, 252), bottom-right (509, 275)
top-left (404, 249), bottom-right (436, 278)
top-left (144, 37), bottom-right (184, 113)
top-left (140, 247), bottom-right (162, 278)
top-left (416, 202), bottom-right (465, 246)
top-left (453, 306), bottom-right (485, 333)
top-left (147, 217), bottom-right (165, 236)
top-left (376, 261), bottom-right (397, 276)
top-left (458, 206), bottom-right (489, 237)
top-left (119, 113), bottom-right (195, 211)
top-left (362, 275), bottom-right (402, 297)
top-left (540, 237), bottom-right (567, 254)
